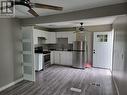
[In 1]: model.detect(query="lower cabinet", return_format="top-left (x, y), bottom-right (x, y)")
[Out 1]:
top-left (60, 51), bottom-right (72, 66)
top-left (54, 51), bottom-right (60, 64)
top-left (51, 51), bottom-right (54, 64)
top-left (51, 51), bottom-right (72, 66)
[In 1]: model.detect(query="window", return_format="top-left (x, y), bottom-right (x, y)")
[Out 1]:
top-left (97, 34), bottom-right (108, 42)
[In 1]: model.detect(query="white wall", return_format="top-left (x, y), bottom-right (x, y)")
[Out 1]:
top-left (112, 15), bottom-right (127, 95)
top-left (0, 18), bottom-right (22, 88)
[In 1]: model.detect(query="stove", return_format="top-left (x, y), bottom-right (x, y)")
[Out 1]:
top-left (35, 46), bottom-right (51, 70)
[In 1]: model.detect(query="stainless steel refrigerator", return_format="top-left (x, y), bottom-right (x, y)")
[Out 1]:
top-left (72, 41), bottom-right (85, 69)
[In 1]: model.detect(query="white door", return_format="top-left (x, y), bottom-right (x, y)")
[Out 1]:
top-left (22, 26), bottom-right (35, 81)
top-left (93, 32), bottom-right (113, 69)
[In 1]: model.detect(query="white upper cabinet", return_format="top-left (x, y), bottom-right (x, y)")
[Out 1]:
top-left (41, 30), bottom-right (47, 38)
top-left (33, 29), bottom-right (76, 44)
top-left (46, 32), bottom-right (56, 44)
top-left (56, 32), bottom-right (69, 38)
top-left (68, 32), bottom-right (76, 43)
top-left (56, 32), bottom-right (76, 43)
top-left (56, 32), bottom-right (62, 38)
top-left (33, 29), bottom-right (57, 44)
top-left (33, 29), bottom-right (48, 44)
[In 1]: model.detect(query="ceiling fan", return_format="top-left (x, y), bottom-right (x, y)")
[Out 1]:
top-left (73, 22), bottom-right (86, 33)
top-left (78, 22), bottom-right (85, 31)
top-left (0, 0), bottom-right (63, 17)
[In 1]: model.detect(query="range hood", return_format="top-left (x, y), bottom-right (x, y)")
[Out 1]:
top-left (38, 37), bottom-right (47, 44)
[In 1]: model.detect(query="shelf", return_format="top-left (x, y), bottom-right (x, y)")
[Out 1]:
top-left (22, 39), bottom-right (31, 43)
top-left (23, 51), bottom-right (32, 54)
top-left (23, 62), bottom-right (33, 66)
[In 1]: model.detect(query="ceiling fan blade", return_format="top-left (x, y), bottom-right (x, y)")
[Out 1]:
top-left (28, 9), bottom-right (39, 17)
top-left (33, 3), bottom-right (63, 11)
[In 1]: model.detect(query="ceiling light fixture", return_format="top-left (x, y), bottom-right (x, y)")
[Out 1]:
top-left (78, 22), bottom-right (84, 31)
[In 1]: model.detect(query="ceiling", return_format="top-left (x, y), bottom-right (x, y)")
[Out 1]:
top-left (14, 0), bottom-right (126, 18)
top-left (36, 16), bottom-right (117, 28)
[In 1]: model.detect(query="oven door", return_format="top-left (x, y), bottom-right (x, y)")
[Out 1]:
top-left (44, 54), bottom-right (50, 63)
top-left (43, 54), bottom-right (51, 69)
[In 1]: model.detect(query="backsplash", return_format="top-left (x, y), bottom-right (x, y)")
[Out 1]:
top-left (34, 44), bottom-right (73, 51)
top-left (47, 44), bottom-right (73, 51)
top-left (56, 38), bottom-right (68, 50)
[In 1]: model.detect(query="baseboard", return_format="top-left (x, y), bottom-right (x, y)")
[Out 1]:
top-left (110, 71), bottom-right (120, 95)
top-left (52, 64), bottom-right (72, 68)
top-left (112, 77), bottom-right (120, 95)
top-left (0, 78), bottom-right (23, 92)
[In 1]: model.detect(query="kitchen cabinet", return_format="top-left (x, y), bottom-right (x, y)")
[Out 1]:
top-left (56, 32), bottom-right (76, 43)
top-left (51, 51), bottom-right (55, 64)
top-left (56, 32), bottom-right (62, 38)
top-left (33, 29), bottom-right (48, 44)
top-left (60, 51), bottom-right (72, 66)
top-left (46, 32), bottom-right (56, 44)
top-left (33, 29), bottom-right (57, 44)
top-left (54, 51), bottom-right (60, 64)
top-left (33, 30), bottom-right (76, 44)
top-left (56, 32), bottom-right (68, 38)
top-left (51, 51), bottom-right (72, 66)
top-left (68, 32), bottom-right (76, 43)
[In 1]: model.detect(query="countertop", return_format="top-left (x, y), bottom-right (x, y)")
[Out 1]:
top-left (49, 50), bottom-right (73, 51)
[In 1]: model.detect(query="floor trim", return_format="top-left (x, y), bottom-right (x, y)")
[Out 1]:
top-left (0, 78), bottom-right (23, 92)
top-left (112, 77), bottom-right (120, 95)
top-left (110, 71), bottom-right (120, 95)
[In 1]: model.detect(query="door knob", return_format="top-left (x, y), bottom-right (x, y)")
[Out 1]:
top-left (93, 50), bottom-right (96, 54)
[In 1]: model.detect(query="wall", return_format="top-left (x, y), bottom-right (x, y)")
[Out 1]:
top-left (112, 15), bottom-right (127, 95)
top-left (0, 18), bottom-right (22, 88)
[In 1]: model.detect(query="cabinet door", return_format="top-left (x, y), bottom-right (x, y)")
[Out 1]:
top-left (46, 32), bottom-right (56, 43)
top-left (56, 32), bottom-right (62, 38)
top-left (50, 32), bottom-right (56, 43)
top-left (33, 29), bottom-right (48, 44)
top-left (40, 30), bottom-right (47, 38)
top-left (61, 52), bottom-right (72, 66)
top-left (60, 52), bottom-right (65, 65)
top-left (54, 51), bottom-right (60, 64)
top-left (68, 32), bottom-right (76, 43)
top-left (56, 32), bottom-right (69, 38)
top-left (51, 51), bottom-right (55, 64)
top-left (67, 52), bottom-right (72, 66)
top-left (45, 32), bottom-right (50, 43)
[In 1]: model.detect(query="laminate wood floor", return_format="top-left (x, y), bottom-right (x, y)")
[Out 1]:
top-left (0, 65), bottom-right (117, 95)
